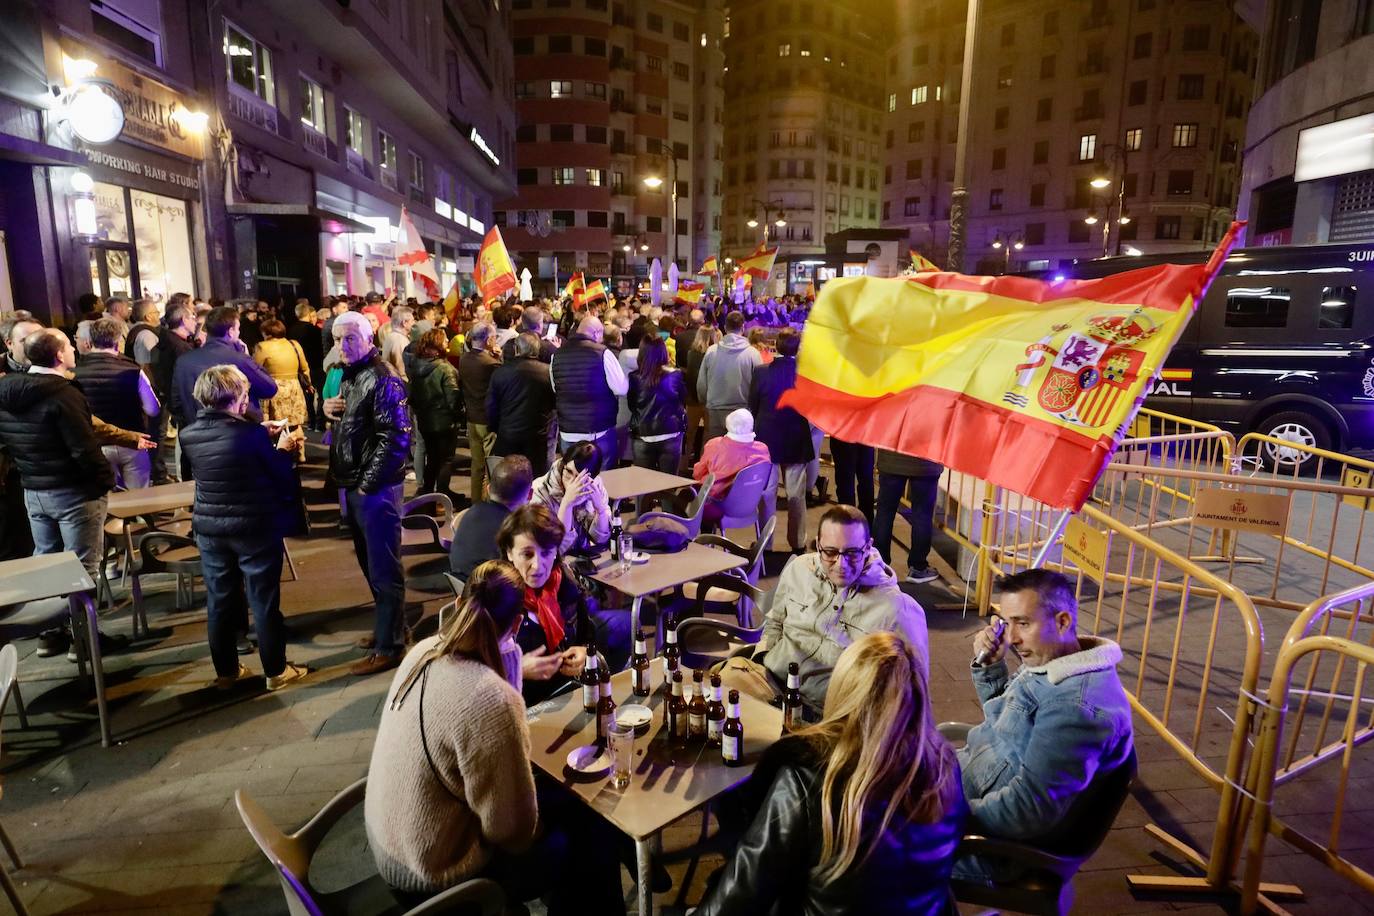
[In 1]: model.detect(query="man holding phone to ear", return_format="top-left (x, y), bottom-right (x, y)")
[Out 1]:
top-left (717, 503), bottom-right (928, 715)
top-left (955, 568), bottom-right (1133, 881)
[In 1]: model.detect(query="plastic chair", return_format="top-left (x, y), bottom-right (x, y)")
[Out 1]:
top-left (664, 519), bottom-right (776, 624)
top-left (130, 532), bottom-right (205, 638)
top-left (0, 645), bottom-right (29, 916)
top-left (714, 463), bottom-right (773, 538)
top-left (401, 493), bottom-right (457, 553)
top-left (672, 579), bottom-right (770, 668)
top-left (634, 472), bottom-right (714, 540)
top-left (236, 777), bottom-right (505, 916)
top-left (939, 722), bottom-right (1138, 916)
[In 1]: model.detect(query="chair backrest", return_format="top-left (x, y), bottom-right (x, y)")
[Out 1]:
top-left (236, 789), bottom-right (317, 916)
top-left (717, 462), bottom-right (773, 516)
top-left (1036, 748), bottom-right (1138, 861)
top-left (444, 572), bottom-right (465, 598)
top-left (687, 472), bottom-right (716, 517)
top-left (743, 516), bottom-right (776, 584)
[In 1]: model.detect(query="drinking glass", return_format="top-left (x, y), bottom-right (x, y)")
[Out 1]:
top-left (618, 533), bottom-right (634, 574)
top-left (607, 719), bottom-right (635, 789)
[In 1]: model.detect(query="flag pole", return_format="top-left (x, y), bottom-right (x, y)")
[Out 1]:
top-left (1031, 510), bottom-right (1072, 569)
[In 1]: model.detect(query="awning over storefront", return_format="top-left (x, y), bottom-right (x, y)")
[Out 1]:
top-left (226, 202), bottom-right (373, 234)
top-left (0, 134), bottom-right (86, 167)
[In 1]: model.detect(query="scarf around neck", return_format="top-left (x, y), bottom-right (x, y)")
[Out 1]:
top-left (524, 564), bottom-right (565, 649)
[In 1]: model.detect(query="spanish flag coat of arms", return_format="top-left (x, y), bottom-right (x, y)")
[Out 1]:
top-left (779, 224), bottom-right (1242, 510)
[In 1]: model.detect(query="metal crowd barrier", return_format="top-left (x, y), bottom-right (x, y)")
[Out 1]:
top-left (1240, 583), bottom-right (1374, 913)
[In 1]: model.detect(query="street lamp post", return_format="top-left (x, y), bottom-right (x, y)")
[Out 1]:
top-left (641, 141), bottom-right (681, 270)
top-left (745, 198), bottom-right (787, 246)
top-left (1088, 145), bottom-right (1130, 257)
top-left (947, 0), bottom-right (982, 273)
top-left (990, 233), bottom-right (1025, 275)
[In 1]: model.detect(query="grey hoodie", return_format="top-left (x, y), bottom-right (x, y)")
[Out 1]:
top-left (697, 333), bottom-right (763, 411)
top-left (760, 550), bottom-right (929, 710)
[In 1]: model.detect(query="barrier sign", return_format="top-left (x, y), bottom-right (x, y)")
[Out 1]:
top-left (1341, 466), bottom-right (1374, 511)
top-left (1194, 487), bottom-right (1290, 534)
top-left (1062, 516), bottom-right (1108, 584)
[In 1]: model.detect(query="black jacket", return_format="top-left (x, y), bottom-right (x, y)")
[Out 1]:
top-left (178, 409), bottom-right (299, 538)
top-left (0, 372), bottom-right (114, 497)
top-left (550, 334), bottom-right (618, 434)
top-left (487, 356), bottom-right (555, 446)
top-left (285, 319), bottom-right (325, 383)
top-left (155, 331), bottom-right (196, 405)
top-left (696, 736), bottom-right (966, 916)
top-left (457, 348), bottom-right (502, 425)
top-left (73, 351), bottom-right (147, 433)
top-left (500, 334), bottom-right (555, 363)
top-left (328, 349), bottom-right (412, 493)
top-left (748, 356), bottom-right (814, 465)
top-left (628, 367), bottom-right (687, 438)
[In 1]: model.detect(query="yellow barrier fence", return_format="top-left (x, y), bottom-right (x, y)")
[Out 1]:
top-left (1240, 584), bottom-right (1374, 913)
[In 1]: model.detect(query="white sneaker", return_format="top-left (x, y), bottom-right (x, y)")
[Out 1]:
top-left (265, 663), bottom-right (310, 692)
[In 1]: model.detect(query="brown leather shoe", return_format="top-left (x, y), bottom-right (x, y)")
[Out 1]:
top-left (349, 653), bottom-right (401, 677)
top-left (354, 634), bottom-right (376, 650)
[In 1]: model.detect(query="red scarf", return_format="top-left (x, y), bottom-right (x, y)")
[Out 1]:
top-left (524, 564), bottom-right (565, 649)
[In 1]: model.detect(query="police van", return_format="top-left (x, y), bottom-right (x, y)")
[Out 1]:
top-left (1060, 242), bottom-right (1374, 469)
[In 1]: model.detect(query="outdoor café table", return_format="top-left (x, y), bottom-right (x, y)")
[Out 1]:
top-left (0, 552), bottom-right (111, 746)
top-left (599, 466), bottom-right (696, 508)
top-left (585, 541), bottom-right (744, 643)
top-left (526, 656), bottom-right (783, 916)
top-left (106, 480), bottom-right (196, 564)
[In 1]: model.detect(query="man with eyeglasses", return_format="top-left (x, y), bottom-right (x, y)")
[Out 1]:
top-left (718, 504), bottom-right (928, 714)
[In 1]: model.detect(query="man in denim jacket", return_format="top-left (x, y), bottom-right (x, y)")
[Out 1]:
top-left (956, 569), bottom-right (1133, 880)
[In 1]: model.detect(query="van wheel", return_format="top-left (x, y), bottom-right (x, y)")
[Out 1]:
top-left (1255, 411), bottom-right (1333, 473)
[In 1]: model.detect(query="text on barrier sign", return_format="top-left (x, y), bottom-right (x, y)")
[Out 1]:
top-left (1061, 516), bottom-right (1108, 584)
top-left (1193, 486), bottom-right (1291, 534)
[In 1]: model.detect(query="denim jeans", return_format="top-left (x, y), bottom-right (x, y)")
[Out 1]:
top-left (631, 434), bottom-right (683, 475)
top-left (873, 472), bottom-right (941, 572)
top-left (23, 487), bottom-right (107, 579)
top-left (197, 533), bottom-right (287, 677)
top-left (102, 445), bottom-right (151, 489)
top-left (345, 483), bottom-right (406, 656)
top-left (589, 604), bottom-right (633, 673)
top-left (760, 463), bottom-right (810, 551)
top-left (829, 437), bottom-right (875, 523)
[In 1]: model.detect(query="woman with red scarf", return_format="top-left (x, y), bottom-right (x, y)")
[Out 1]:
top-left (496, 504), bottom-right (631, 705)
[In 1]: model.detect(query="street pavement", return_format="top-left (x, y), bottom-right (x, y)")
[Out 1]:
top-left (0, 440), bottom-right (1371, 914)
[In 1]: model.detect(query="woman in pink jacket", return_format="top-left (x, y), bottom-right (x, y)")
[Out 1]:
top-left (693, 408), bottom-right (771, 528)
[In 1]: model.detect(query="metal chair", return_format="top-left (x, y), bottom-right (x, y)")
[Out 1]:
top-left (236, 777), bottom-right (505, 916)
top-left (672, 578), bottom-right (771, 668)
top-left (401, 492), bottom-right (458, 553)
top-left (713, 463), bottom-right (773, 538)
top-left (663, 519), bottom-right (775, 627)
top-left (634, 472), bottom-right (714, 540)
top-left (0, 645), bottom-right (29, 916)
top-left (939, 722), bottom-right (1138, 916)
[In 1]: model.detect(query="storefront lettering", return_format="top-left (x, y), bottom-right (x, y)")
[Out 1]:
top-left (226, 90), bottom-right (280, 134)
top-left (60, 41), bottom-right (204, 160)
top-left (81, 146), bottom-right (201, 192)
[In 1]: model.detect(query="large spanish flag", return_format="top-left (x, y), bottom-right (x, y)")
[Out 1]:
top-left (737, 241), bottom-right (778, 279)
top-left (474, 226), bottom-right (518, 303)
top-left (779, 223), bottom-right (1243, 511)
top-left (676, 280), bottom-right (704, 305)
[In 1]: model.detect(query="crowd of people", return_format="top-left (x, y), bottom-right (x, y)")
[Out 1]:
top-left (0, 284), bottom-right (1133, 913)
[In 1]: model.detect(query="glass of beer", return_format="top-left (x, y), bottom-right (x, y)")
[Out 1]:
top-left (607, 719), bottom-right (635, 790)
top-left (618, 532), bottom-right (634, 575)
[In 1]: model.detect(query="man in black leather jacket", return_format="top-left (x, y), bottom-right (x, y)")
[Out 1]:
top-left (324, 312), bottom-right (412, 676)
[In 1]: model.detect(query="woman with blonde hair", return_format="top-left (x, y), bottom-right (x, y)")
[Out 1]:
top-left (252, 318), bottom-right (311, 427)
top-left (696, 631), bottom-right (965, 915)
top-left (365, 559), bottom-right (625, 914)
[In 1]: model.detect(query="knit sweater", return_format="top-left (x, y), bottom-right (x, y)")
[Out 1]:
top-left (365, 640), bottom-right (538, 893)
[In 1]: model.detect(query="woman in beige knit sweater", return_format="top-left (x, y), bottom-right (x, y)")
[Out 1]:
top-left (364, 560), bottom-right (626, 915)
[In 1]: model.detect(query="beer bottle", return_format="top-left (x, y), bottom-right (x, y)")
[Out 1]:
top-left (782, 662), bottom-right (803, 732)
top-left (662, 619), bottom-right (680, 690)
top-left (597, 676), bottom-right (616, 743)
top-left (630, 637), bottom-right (651, 697)
top-left (663, 655), bottom-right (680, 705)
top-left (597, 649), bottom-right (611, 686)
top-left (688, 670), bottom-right (707, 739)
top-left (610, 518), bottom-right (623, 561)
top-left (706, 674), bottom-right (725, 747)
top-left (722, 689), bottom-right (744, 766)
top-left (581, 646), bottom-right (601, 714)
top-left (668, 670), bottom-right (688, 744)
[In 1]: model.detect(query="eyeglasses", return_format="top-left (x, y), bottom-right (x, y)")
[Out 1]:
top-left (816, 545), bottom-right (867, 562)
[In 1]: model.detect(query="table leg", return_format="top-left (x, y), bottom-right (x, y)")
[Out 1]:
top-left (630, 595), bottom-right (643, 643)
top-left (73, 594), bottom-right (112, 748)
top-left (636, 834), bottom-right (655, 916)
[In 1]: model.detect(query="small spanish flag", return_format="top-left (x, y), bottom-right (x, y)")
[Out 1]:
top-left (737, 241), bottom-right (778, 280)
top-left (474, 226), bottom-right (517, 303)
top-left (441, 281), bottom-right (461, 321)
top-left (562, 272), bottom-right (585, 301)
top-left (698, 255), bottom-right (718, 275)
top-left (778, 223), bottom-right (1243, 511)
top-left (577, 278), bottom-right (608, 308)
top-left (911, 250), bottom-right (940, 272)
top-left (677, 280), bottom-right (704, 305)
